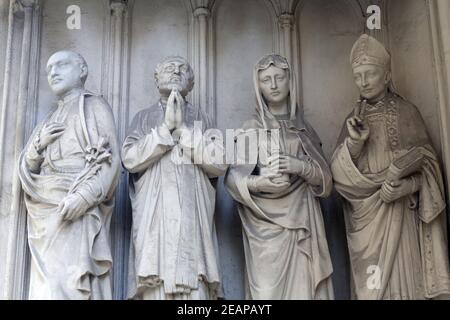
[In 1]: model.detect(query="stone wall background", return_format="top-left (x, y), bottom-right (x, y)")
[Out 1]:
top-left (0, 0), bottom-right (447, 300)
top-left (389, 0), bottom-right (442, 157)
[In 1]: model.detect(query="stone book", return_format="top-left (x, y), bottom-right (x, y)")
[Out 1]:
top-left (386, 147), bottom-right (426, 182)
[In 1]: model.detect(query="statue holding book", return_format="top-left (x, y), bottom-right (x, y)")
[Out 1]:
top-left (331, 34), bottom-right (450, 300)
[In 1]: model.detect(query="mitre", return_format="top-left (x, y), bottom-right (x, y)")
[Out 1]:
top-left (350, 34), bottom-right (390, 69)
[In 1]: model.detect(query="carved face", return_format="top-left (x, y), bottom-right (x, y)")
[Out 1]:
top-left (353, 64), bottom-right (391, 101)
top-left (155, 59), bottom-right (193, 97)
top-left (46, 52), bottom-right (86, 97)
top-left (258, 65), bottom-right (290, 105)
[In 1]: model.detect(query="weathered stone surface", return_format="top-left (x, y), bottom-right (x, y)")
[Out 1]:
top-left (0, 0), bottom-right (449, 300)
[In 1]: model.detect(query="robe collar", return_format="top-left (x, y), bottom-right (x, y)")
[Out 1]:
top-left (362, 91), bottom-right (396, 112)
top-left (270, 112), bottom-right (309, 133)
top-left (57, 87), bottom-right (87, 107)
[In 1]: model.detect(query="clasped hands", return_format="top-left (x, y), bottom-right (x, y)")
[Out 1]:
top-left (247, 153), bottom-right (306, 194)
top-left (164, 89), bottom-right (185, 132)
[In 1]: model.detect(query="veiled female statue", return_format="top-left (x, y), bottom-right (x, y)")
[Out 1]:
top-left (225, 54), bottom-right (334, 300)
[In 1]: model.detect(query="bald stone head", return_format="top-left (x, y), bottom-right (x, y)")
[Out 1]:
top-left (154, 56), bottom-right (195, 97)
top-left (46, 51), bottom-right (88, 97)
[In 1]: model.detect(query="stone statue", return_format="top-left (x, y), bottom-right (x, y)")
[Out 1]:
top-left (225, 54), bottom-right (334, 300)
top-left (331, 34), bottom-right (450, 300)
top-left (123, 56), bottom-right (227, 300)
top-left (18, 51), bottom-right (120, 299)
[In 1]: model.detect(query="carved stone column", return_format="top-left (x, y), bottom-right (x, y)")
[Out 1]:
top-left (189, 0), bottom-right (215, 123)
top-left (428, 0), bottom-right (450, 215)
top-left (193, 6), bottom-right (211, 121)
top-left (279, 13), bottom-right (294, 65)
top-left (1, 0), bottom-right (41, 300)
top-left (103, 0), bottom-right (132, 300)
top-left (110, 1), bottom-right (126, 120)
top-left (268, 0), bottom-right (302, 107)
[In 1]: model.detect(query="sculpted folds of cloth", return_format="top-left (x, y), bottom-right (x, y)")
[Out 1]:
top-left (123, 56), bottom-right (227, 300)
top-left (225, 54), bottom-right (334, 300)
top-left (331, 34), bottom-right (450, 300)
top-left (19, 51), bottom-right (120, 300)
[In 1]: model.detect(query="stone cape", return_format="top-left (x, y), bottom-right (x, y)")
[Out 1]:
top-left (332, 93), bottom-right (450, 299)
top-left (335, 93), bottom-right (430, 152)
top-left (18, 91), bottom-right (120, 300)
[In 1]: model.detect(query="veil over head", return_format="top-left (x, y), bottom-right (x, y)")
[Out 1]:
top-left (253, 54), bottom-right (299, 129)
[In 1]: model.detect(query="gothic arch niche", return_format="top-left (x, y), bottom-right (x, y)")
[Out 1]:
top-left (213, 0), bottom-right (276, 130)
top-left (128, 0), bottom-right (190, 121)
top-left (211, 0), bottom-right (276, 299)
top-left (388, 0), bottom-right (442, 156)
top-left (38, 0), bottom-right (107, 122)
top-left (297, 0), bottom-right (363, 160)
top-left (129, 0), bottom-right (189, 121)
top-left (296, 0), bottom-right (365, 300)
top-left (6, 0), bottom-right (109, 299)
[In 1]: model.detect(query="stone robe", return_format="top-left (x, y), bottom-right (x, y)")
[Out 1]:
top-left (123, 101), bottom-right (227, 300)
top-left (331, 93), bottom-right (450, 299)
top-left (19, 90), bottom-right (120, 300)
top-left (225, 113), bottom-right (334, 300)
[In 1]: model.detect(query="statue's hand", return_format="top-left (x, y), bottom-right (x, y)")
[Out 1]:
top-left (248, 174), bottom-right (291, 194)
top-left (164, 90), bottom-right (177, 131)
top-left (347, 99), bottom-right (370, 143)
top-left (38, 122), bottom-right (65, 152)
top-left (58, 193), bottom-right (90, 221)
top-left (268, 153), bottom-right (304, 175)
top-left (347, 115), bottom-right (370, 142)
top-left (380, 178), bottom-right (417, 203)
top-left (174, 90), bottom-right (185, 129)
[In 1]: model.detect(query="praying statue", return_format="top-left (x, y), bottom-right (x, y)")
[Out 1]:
top-left (331, 34), bottom-right (450, 299)
top-left (19, 51), bottom-right (120, 299)
top-left (123, 56), bottom-right (227, 300)
top-left (225, 54), bottom-right (334, 300)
